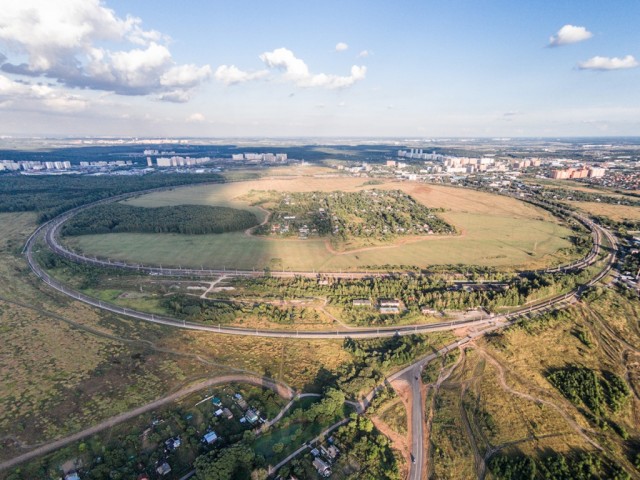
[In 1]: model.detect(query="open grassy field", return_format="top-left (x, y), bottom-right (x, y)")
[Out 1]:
top-left (428, 288), bottom-right (640, 478)
top-left (0, 212), bottom-right (352, 463)
top-left (567, 201), bottom-right (640, 222)
top-left (68, 178), bottom-right (577, 271)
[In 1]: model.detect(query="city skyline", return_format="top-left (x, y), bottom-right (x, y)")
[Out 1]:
top-left (0, 0), bottom-right (638, 137)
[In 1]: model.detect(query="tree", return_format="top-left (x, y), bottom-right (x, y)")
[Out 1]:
top-left (195, 443), bottom-right (256, 480)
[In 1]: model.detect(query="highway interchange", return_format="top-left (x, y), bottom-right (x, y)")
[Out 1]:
top-left (21, 187), bottom-right (618, 479)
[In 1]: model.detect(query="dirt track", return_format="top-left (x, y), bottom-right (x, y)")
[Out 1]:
top-left (0, 374), bottom-right (293, 473)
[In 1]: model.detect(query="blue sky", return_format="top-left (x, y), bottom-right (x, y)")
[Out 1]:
top-left (0, 0), bottom-right (638, 137)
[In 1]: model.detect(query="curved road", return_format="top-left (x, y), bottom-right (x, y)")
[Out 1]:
top-left (24, 190), bottom-right (607, 340)
top-left (0, 374), bottom-right (294, 473)
top-left (19, 185), bottom-right (619, 480)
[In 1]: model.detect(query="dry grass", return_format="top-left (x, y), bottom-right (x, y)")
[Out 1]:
top-left (427, 287), bottom-right (640, 478)
top-left (0, 212), bottom-right (352, 458)
top-left (71, 179), bottom-right (575, 271)
top-left (567, 201), bottom-right (640, 222)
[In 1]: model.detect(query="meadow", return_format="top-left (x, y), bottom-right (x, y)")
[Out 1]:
top-left (67, 177), bottom-right (577, 271)
top-left (567, 201), bottom-right (640, 223)
top-left (0, 212), bottom-right (351, 463)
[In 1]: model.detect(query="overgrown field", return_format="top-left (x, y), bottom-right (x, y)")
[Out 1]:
top-left (0, 212), bottom-right (353, 464)
top-left (66, 178), bottom-right (578, 271)
top-left (427, 287), bottom-right (640, 479)
top-left (568, 201), bottom-right (640, 223)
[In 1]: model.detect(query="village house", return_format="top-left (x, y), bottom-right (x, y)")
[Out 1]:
top-left (352, 299), bottom-right (372, 307)
top-left (312, 457), bottom-right (332, 477)
top-left (245, 408), bottom-right (260, 424)
top-left (379, 298), bottom-right (401, 314)
top-left (203, 431), bottom-right (218, 444)
top-left (156, 462), bottom-right (171, 476)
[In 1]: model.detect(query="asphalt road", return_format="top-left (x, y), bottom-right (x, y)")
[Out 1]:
top-left (17, 187), bottom-right (619, 480)
top-left (22, 197), bottom-right (609, 341)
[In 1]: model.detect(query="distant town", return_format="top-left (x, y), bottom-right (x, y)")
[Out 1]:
top-left (1, 139), bottom-right (639, 191)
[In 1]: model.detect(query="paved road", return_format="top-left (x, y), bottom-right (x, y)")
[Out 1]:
top-left (22, 200), bottom-right (608, 341)
top-left (18, 186), bottom-right (619, 480)
top-left (36, 186), bottom-right (601, 281)
top-left (0, 374), bottom-right (294, 473)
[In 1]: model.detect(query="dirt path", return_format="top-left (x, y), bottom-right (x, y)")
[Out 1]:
top-left (388, 380), bottom-right (413, 470)
top-left (474, 347), bottom-right (603, 452)
top-left (371, 413), bottom-right (410, 479)
top-left (243, 206), bottom-right (271, 236)
top-left (0, 374), bottom-right (294, 473)
top-left (200, 275), bottom-right (227, 299)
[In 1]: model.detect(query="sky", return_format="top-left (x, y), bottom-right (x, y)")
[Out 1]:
top-left (0, 0), bottom-right (638, 138)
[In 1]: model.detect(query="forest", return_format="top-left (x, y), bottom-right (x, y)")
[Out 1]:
top-left (489, 451), bottom-right (631, 480)
top-left (0, 173), bottom-right (224, 222)
top-left (233, 270), bottom-right (588, 321)
top-left (62, 203), bottom-right (257, 236)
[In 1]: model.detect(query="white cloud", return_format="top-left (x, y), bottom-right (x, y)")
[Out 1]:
top-left (357, 50), bottom-right (370, 58)
top-left (335, 42), bottom-right (348, 52)
top-left (548, 25), bottom-right (593, 47)
top-left (161, 64), bottom-right (212, 88)
top-left (578, 55), bottom-right (638, 70)
top-left (0, 0), bottom-right (211, 100)
top-left (259, 47), bottom-right (366, 89)
top-left (0, 74), bottom-right (89, 112)
top-left (186, 112), bottom-right (206, 123)
top-left (214, 65), bottom-right (268, 86)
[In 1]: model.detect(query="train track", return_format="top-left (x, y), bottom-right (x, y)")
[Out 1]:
top-left (23, 187), bottom-right (617, 339)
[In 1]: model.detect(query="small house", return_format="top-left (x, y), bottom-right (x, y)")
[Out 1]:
top-left (214, 408), bottom-right (224, 417)
top-left (321, 444), bottom-right (340, 460)
top-left (379, 298), bottom-right (401, 308)
top-left (156, 462), bottom-right (171, 476)
top-left (164, 436), bottom-right (181, 451)
top-left (352, 299), bottom-right (371, 307)
top-left (203, 431), bottom-right (218, 444)
top-left (380, 306), bottom-right (400, 314)
top-left (245, 408), bottom-right (259, 424)
top-left (212, 397), bottom-right (222, 407)
top-left (313, 457), bottom-right (332, 477)
top-left (223, 407), bottom-right (234, 419)
top-left (65, 474), bottom-right (80, 480)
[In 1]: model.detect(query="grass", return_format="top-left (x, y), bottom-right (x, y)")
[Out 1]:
top-left (0, 211), bottom-right (353, 464)
top-left (430, 387), bottom-right (476, 480)
top-left (567, 201), bottom-right (640, 223)
top-left (253, 396), bottom-right (350, 464)
top-left (426, 287), bottom-right (640, 476)
top-left (67, 178), bottom-right (576, 271)
top-left (378, 399), bottom-right (407, 436)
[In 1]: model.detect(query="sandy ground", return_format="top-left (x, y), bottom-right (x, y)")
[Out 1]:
top-left (387, 379), bottom-right (413, 473)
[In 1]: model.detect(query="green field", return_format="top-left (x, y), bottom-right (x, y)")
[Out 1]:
top-left (66, 178), bottom-right (577, 271)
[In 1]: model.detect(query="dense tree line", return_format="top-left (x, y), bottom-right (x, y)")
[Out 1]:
top-left (237, 270), bottom-right (588, 321)
top-left (194, 443), bottom-right (257, 480)
top-left (335, 335), bottom-right (432, 395)
top-left (0, 173), bottom-right (224, 222)
top-left (547, 365), bottom-right (630, 417)
top-left (489, 451), bottom-right (631, 480)
top-left (62, 203), bottom-right (257, 236)
top-left (161, 294), bottom-right (320, 326)
top-left (333, 415), bottom-right (401, 480)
